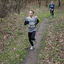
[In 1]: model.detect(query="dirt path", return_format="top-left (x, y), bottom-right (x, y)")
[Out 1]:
top-left (22, 18), bottom-right (49, 64)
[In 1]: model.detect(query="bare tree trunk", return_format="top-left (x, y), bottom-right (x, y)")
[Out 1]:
top-left (38, 0), bottom-right (41, 7)
top-left (58, 0), bottom-right (61, 7)
top-left (45, 0), bottom-right (48, 6)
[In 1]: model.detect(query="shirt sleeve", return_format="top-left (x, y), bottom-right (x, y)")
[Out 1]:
top-left (49, 4), bottom-right (50, 8)
top-left (35, 18), bottom-right (39, 25)
top-left (54, 4), bottom-right (55, 8)
top-left (24, 18), bottom-right (29, 25)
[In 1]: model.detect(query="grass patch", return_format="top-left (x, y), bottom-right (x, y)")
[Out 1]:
top-left (0, 7), bottom-right (50, 64)
top-left (38, 10), bottom-right (64, 64)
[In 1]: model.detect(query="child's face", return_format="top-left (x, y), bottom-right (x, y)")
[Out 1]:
top-left (29, 11), bottom-right (34, 17)
top-left (51, 1), bottom-right (53, 4)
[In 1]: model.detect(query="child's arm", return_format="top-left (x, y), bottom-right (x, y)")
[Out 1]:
top-left (48, 4), bottom-right (51, 10)
top-left (24, 21), bottom-right (29, 25)
top-left (24, 18), bottom-right (29, 25)
top-left (35, 18), bottom-right (39, 25)
top-left (54, 4), bottom-right (55, 9)
top-left (48, 4), bottom-right (50, 9)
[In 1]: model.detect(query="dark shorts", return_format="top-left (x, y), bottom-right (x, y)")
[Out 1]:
top-left (50, 9), bottom-right (54, 16)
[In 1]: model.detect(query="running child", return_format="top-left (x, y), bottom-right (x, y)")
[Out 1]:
top-left (24, 10), bottom-right (39, 50)
top-left (49, 1), bottom-right (55, 17)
